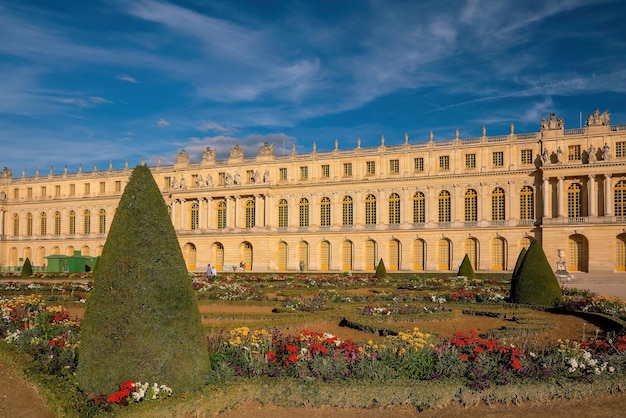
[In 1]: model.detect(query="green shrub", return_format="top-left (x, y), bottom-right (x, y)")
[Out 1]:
top-left (457, 254), bottom-right (476, 280)
top-left (510, 246), bottom-right (527, 295)
top-left (20, 257), bottom-right (33, 278)
top-left (509, 240), bottom-right (562, 306)
top-left (374, 258), bottom-right (387, 279)
top-left (76, 165), bottom-right (209, 396)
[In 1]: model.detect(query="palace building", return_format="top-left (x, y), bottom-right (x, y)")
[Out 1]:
top-left (1, 109), bottom-right (625, 274)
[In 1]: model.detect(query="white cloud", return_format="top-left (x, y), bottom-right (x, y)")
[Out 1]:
top-left (118, 74), bottom-right (137, 83)
top-left (197, 121), bottom-right (234, 133)
top-left (157, 118), bottom-right (170, 127)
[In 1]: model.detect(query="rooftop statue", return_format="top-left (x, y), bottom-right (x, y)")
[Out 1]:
top-left (258, 141), bottom-right (274, 156)
top-left (540, 113), bottom-right (564, 131)
top-left (586, 109), bottom-right (610, 127)
top-left (176, 149), bottom-right (190, 164)
top-left (202, 146), bottom-right (216, 162)
top-left (229, 144), bottom-right (244, 159)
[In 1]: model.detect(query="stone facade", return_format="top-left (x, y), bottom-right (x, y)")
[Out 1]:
top-left (1, 110), bottom-right (626, 274)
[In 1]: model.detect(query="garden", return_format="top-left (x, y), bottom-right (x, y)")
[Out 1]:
top-left (1, 270), bottom-right (626, 417)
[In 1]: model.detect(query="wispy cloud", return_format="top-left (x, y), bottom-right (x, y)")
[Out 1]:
top-left (118, 74), bottom-right (137, 83)
top-left (157, 119), bottom-right (170, 127)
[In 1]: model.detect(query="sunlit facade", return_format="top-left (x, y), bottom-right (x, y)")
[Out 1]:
top-left (1, 110), bottom-right (625, 274)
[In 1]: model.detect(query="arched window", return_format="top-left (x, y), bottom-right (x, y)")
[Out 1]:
top-left (184, 243), bottom-right (196, 270)
top-left (320, 197), bottom-right (331, 227)
top-left (51, 246), bottom-right (60, 255)
top-left (491, 187), bottom-right (505, 221)
top-left (243, 242), bottom-right (253, 270)
top-left (567, 183), bottom-right (582, 218)
top-left (413, 191), bottom-right (425, 223)
top-left (342, 196), bottom-right (353, 225)
top-left (68, 210), bottom-right (76, 235)
top-left (245, 199), bottom-right (255, 228)
top-left (342, 241), bottom-right (353, 270)
top-left (568, 234), bottom-right (586, 271)
top-left (54, 211), bottom-right (61, 235)
top-left (615, 180), bottom-right (626, 217)
top-left (83, 209), bottom-right (91, 234)
top-left (320, 241), bottom-right (331, 270)
top-left (413, 239), bottom-right (426, 270)
top-left (215, 243), bottom-right (224, 270)
top-left (13, 214), bottom-right (19, 237)
top-left (40, 212), bottom-right (47, 236)
top-left (299, 198), bottom-right (310, 227)
top-left (388, 239), bottom-right (400, 270)
top-left (98, 209), bottom-right (106, 234)
top-left (278, 199), bottom-right (288, 228)
top-left (520, 186), bottom-right (534, 220)
top-left (298, 241), bottom-right (309, 269)
top-left (190, 203), bottom-right (199, 230)
top-left (365, 239), bottom-right (377, 270)
top-left (617, 234), bottom-right (626, 271)
top-left (26, 213), bottom-right (33, 236)
top-left (438, 239), bottom-right (451, 270)
top-left (388, 193), bottom-right (400, 224)
top-left (278, 241), bottom-right (288, 270)
top-left (464, 238), bottom-right (478, 270)
top-left (217, 201), bottom-right (226, 229)
top-left (365, 194), bottom-right (377, 225)
top-left (491, 237), bottom-right (506, 270)
top-left (520, 236), bottom-right (532, 250)
top-left (464, 189), bottom-right (477, 222)
top-left (438, 190), bottom-right (451, 222)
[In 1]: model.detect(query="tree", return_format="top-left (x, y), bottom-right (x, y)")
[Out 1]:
top-left (509, 240), bottom-right (562, 306)
top-left (76, 166), bottom-right (209, 395)
top-left (20, 257), bottom-right (33, 278)
top-left (374, 258), bottom-right (387, 279)
top-left (457, 254), bottom-right (476, 280)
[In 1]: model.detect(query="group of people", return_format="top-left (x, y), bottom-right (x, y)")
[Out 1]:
top-left (206, 263), bottom-right (217, 279)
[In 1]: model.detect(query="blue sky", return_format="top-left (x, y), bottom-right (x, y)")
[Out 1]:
top-left (2, 0), bottom-right (626, 175)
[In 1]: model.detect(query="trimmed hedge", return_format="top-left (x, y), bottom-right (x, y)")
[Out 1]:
top-left (20, 257), bottom-right (33, 278)
top-left (76, 165), bottom-right (209, 395)
top-left (509, 240), bottom-right (562, 307)
top-left (457, 254), bottom-right (476, 280)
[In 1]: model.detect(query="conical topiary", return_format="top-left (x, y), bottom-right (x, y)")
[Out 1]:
top-left (457, 254), bottom-right (476, 280)
top-left (20, 257), bottom-right (33, 278)
top-left (76, 165), bottom-right (209, 395)
top-left (374, 258), bottom-right (387, 278)
top-left (510, 246), bottom-right (527, 297)
top-left (509, 240), bottom-right (562, 306)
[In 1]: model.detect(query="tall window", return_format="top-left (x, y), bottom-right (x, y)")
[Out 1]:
top-left (321, 164), bottom-right (330, 178)
top-left (464, 189), bottom-right (478, 222)
top-left (320, 197), bottom-right (331, 226)
top-left (617, 234), bottom-right (626, 271)
top-left (414, 157), bottom-right (424, 172)
top-left (492, 238), bottom-right (506, 270)
top-left (300, 166), bottom-right (308, 180)
top-left (365, 194), bottom-right (377, 225)
top-left (343, 163), bottom-right (352, 177)
top-left (616, 141), bottom-right (625, 158)
top-left (218, 172), bottom-right (226, 186)
top-left (438, 239), bottom-right (451, 270)
top-left (279, 168), bottom-right (287, 181)
top-left (13, 214), bottom-right (19, 237)
top-left (69, 210), bottom-right (76, 235)
top-left (41, 186), bottom-right (46, 198)
top-left (54, 211), bottom-right (61, 235)
top-left (342, 196), bottom-right (353, 225)
top-left (567, 183), bottom-right (582, 218)
top-left (26, 213), bottom-right (33, 236)
top-left (278, 199), bottom-right (288, 228)
top-left (413, 191), bottom-right (425, 223)
top-left (492, 151), bottom-right (504, 167)
top-left (366, 161), bottom-right (376, 175)
top-left (115, 180), bottom-right (122, 192)
top-left (568, 145), bottom-right (581, 161)
top-left (40, 212), bottom-right (47, 235)
top-left (299, 198), bottom-right (309, 227)
top-left (438, 190), bottom-right (451, 222)
top-left (190, 203), bottom-right (199, 230)
top-left (246, 170), bottom-right (254, 183)
top-left (491, 187), bottom-right (505, 221)
top-left (99, 209), bottom-right (106, 234)
top-left (465, 154), bottom-right (476, 169)
top-left (439, 156), bottom-right (450, 170)
top-left (55, 185), bottom-right (61, 197)
top-left (520, 186), bottom-right (534, 220)
top-left (99, 182), bottom-right (106, 193)
top-left (217, 201), bottom-right (227, 229)
top-left (389, 159), bottom-right (399, 174)
top-left (69, 184), bottom-right (75, 196)
top-left (388, 193), bottom-right (400, 224)
top-left (615, 180), bottom-right (626, 217)
top-left (84, 183), bottom-right (90, 195)
top-left (521, 149), bottom-right (533, 164)
top-left (245, 200), bottom-right (255, 228)
top-left (83, 210), bottom-right (91, 234)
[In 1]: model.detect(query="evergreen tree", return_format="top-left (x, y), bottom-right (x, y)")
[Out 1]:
top-left (509, 240), bottom-right (562, 306)
top-left (20, 257), bottom-right (33, 278)
top-left (76, 166), bottom-right (209, 395)
top-left (457, 254), bottom-right (477, 280)
top-left (374, 258), bottom-right (387, 278)
top-left (510, 246), bottom-right (527, 297)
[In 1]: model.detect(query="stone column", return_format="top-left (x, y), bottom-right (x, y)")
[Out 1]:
top-left (206, 197), bottom-right (212, 229)
top-left (542, 177), bottom-right (551, 218)
top-left (588, 174), bottom-right (597, 217)
top-left (180, 199), bottom-right (186, 230)
top-left (234, 196), bottom-right (240, 228)
top-left (226, 196), bottom-right (234, 228)
top-left (170, 200), bottom-right (177, 230)
top-left (605, 174), bottom-right (612, 216)
top-left (557, 176), bottom-right (564, 218)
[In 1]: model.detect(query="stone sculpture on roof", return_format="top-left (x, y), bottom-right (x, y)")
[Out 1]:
top-left (540, 113), bottom-right (564, 131)
top-left (586, 109), bottom-right (610, 127)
